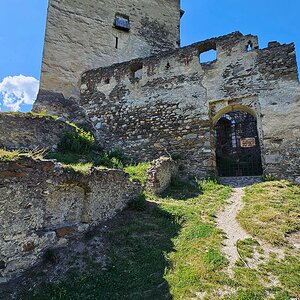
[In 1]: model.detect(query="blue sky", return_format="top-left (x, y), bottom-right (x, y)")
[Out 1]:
top-left (0, 0), bottom-right (299, 111)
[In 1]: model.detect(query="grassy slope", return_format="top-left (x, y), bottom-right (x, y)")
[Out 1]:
top-left (17, 171), bottom-right (300, 300)
top-left (21, 178), bottom-right (232, 300)
top-left (237, 181), bottom-right (300, 246)
top-left (232, 181), bottom-right (300, 300)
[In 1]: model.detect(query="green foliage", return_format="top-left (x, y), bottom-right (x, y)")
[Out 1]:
top-left (265, 254), bottom-right (300, 296)
top-left (47, 130), bottom-right (126, 170)
top-left (262, 173), bottom-right (277, 181)
top-left (124, 162), bottom-right (151, 185)
top-left (58, 128), bottom-right (95, 155)
top-left (18, 179), bottom-right (300, 299)
top-left (0, 148), bottom-right (46, 161)
top-left (0, 149), bottom-right (21, 161)
top-left (237, 181), bottom-right (300, 245)
top-left (237, 238), bottom-right (259, 260)
top-left (203, 248), bottom-right (228, 271)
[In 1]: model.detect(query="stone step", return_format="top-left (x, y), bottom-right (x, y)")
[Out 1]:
top-left (219, 176), bottom-right (262, 187)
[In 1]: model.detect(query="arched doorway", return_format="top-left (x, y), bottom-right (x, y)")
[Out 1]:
top-left (214, 110), bottom-right (263, 177)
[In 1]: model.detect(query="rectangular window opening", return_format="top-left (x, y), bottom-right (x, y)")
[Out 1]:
top-left (130, 63), bottom-right (143, 81)
top-left (199, 49), bottom-right (217, 64)
top-left (114, 14), bottom-right (130, 32)
top-left (115, 37), bottom-right (119, 49)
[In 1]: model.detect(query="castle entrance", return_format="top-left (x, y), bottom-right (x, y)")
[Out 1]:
top-left (214, 110), bottom-right (263, 177)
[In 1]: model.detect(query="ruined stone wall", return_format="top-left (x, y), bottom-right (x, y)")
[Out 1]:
top-left (81, 32), bottom-right (300, 181)
top-left (0, 113), bottom-right (76, 151)
top-left (146, 157), bottom-right (178, 195)
top-left (0, 158), bottom-right (141, 283)
top-left (36, 0), bottom-right (180, 103)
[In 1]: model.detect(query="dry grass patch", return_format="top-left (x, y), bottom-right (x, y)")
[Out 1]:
top-left (237, 181), bottom-right (300, 246)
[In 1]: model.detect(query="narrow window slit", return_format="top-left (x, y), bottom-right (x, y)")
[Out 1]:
top-left (246, 40), bottom-right (253, 52)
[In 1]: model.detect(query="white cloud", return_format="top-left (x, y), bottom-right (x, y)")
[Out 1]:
top-left (0, 75), bottom-right (39, 111)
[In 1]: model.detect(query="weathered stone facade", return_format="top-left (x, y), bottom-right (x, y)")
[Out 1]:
top-left (35, 0), bottom-right (181, 103)
top-left (0, 113), bottom-right (76, 151)
top-left (32, 2), bottom-right (299, 181)
top-left (0, 157), bottom-right (141, 283)
top-left (146, 157), bottom-right (178, 195)
top-left (79, 32), bottom-right (300, 181)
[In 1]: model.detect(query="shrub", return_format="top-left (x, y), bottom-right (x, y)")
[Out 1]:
top-left (58, 128), bottom-right (95, 155)
top-left (262, 173), bottom-right (277, 181)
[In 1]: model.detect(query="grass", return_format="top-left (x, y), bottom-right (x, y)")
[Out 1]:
top-left (0, 148), bottom-right (45, 161)
top-left (13, 172), bottom-right (300, 299)
top-left (230, 181), bottom-right (300, 300)
top-left (20, 177), bottom-right (232, 300)
top-left (0, 149), bottom-right (21, 161)
top-left (237, 181), bottom-right (300, 245)
top-left (124, 162), bottom-right (151, 185)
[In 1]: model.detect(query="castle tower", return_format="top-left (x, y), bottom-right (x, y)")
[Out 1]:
top-left (36, 0), bottom-right (181, 103)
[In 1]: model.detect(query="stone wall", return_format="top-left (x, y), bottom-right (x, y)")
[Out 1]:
top-left (35, 0), bottom-right (181, 104)
top-left (80, 32), bottom-right (300, 181)
top-left (0, 113), bottom-right (76, 151)
top-left (146, 157), bottom-right (178, 195)
top-left (0, 158), bottom-right (141, 283)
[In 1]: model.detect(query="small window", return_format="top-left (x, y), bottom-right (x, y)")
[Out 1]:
top-left (246, 40), bottom-right (253, 52)
top-left (200, 49), bottom-right (217, 64)
top-left (114, 14), bottom-right (130, 32)
top-left (130, 63), bottom-right (143, 81)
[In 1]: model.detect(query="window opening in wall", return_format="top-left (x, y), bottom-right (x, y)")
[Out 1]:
top-left (114, 14), bottom-right (130, 32)
top-left (131, 63), bottom-right (143, 80)
top-left (246, 40), bottom-right (253, 52)
top-left (105, 78), bottom-right (110, 84)
top-left (199, 49), bottom-right (217, 64)
top-left (115, 37), bottom-right (119, 49)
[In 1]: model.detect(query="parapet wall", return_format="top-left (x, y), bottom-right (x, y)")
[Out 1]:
top-left (0, 158), bottom-right (141, 283)
top-left (0, 113), bottom-right (76, 151)
top-left (80, 32), bottom-right (300, 181)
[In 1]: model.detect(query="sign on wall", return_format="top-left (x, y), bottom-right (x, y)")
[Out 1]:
top-left (240, 138), bottom-right (256, 148)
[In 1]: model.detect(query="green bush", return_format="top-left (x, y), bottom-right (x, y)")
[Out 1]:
top-left (262, 173), bottom-right (277, 181)
top-left (58, 128), bottom-right (95, 154)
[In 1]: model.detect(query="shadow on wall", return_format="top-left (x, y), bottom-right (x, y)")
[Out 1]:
top-left (13, 202), bottom-right (180, 300)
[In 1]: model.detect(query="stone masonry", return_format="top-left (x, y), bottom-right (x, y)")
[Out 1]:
top-left (0, 157), bottom-right (141, 283)
top-left (146, 157), bottom-right (178, 195)
top-left (35, 0), bottom-right (181, 102)
top-left (32, 1), bottom-right (300, 182)
top-left (0, 113), bottom-right (76, 151)
top-left (79, 32), bottom-right (300, 181)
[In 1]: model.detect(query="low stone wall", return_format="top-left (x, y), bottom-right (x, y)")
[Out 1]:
top-left (0, 158), bottom-right (141, 283)
top-left (146, 157), bottom-right (178, 195)
top-left (0, 113), bottom-right (76, 151)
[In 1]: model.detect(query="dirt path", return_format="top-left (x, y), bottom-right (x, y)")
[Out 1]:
top-left (217, 177), bottom-right (284, 274)
top-left (217, 187), bottom-right (250, 271)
